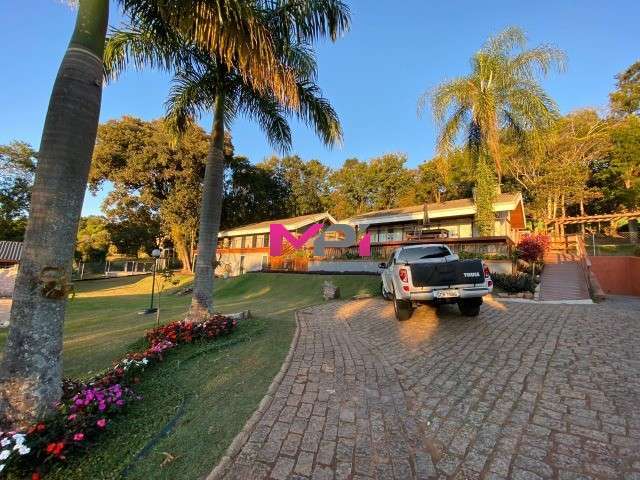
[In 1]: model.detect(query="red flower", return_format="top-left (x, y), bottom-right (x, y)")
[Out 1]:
top-left (32, 472), bottom-right (41, 480)
top-left (46, 441), bottom-right (65, 457)
top-left (36, 422), bottom-right (46, 433)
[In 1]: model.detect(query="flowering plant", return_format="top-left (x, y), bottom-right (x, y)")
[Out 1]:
top-left (0, 313), bottom-right (237, 478)
top-left (516, 233), bottom-right (550, 264)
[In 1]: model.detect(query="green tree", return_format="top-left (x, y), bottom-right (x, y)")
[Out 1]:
top-left (102, 189), bottom-right (160, 257)
top-left (329, 158), bottom-right (376, 218)
top-left (267, 155), bottom-right (332, 216)
top-left (75, 216), bottom-right (111, 262)
top-left (89, 116), bottom-right (213, 272)
top-left (610, 60), bottom-right (640, 117)
top-left (423, 26), bottom-right (565, 185)
top-left (106, 2), bottom-right (349, 321)
top-left (0, 0), bottom-right (322, 427)
top-left (369, 154), bottom-right (414, 210)
top-left (221, 156), bottom-right (291, 229)
top-left (0, 141), bottom-right (37, 241)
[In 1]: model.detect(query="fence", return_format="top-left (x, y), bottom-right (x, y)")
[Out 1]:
top-left (72, 258), bottom-right (178, 280)
top-left (584, 232), bottom-right (639, 256)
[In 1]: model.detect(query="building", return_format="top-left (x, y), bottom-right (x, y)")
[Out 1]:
top-left (342, 192), bottom-right (526, 256)
top-left (216, 212), bottom-right (337, 276)
top-left (0, 241), bottom-right (22, 268)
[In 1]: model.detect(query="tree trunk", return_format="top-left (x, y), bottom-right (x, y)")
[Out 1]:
top-left (186, 92), bottom-right (225, 322)
top-left (0, 0), bottom-right (108, 428)
top-left (171, 226), bottom-right (192, 273)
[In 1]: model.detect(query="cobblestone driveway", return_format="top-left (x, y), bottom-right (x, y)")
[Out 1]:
top-left (221, 298), bottom-right (640, 480)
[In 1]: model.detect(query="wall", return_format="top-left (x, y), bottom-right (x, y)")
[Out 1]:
top-left (215, 251), bottom-right (267, 277)
top-left (308, 260), bottom-right (380, 273)
top-left (0, 265), bottom-right (18, 297)
top-left (484, 259), bottom-right (513, 275)
top-left (589, 256), bottom-right (640, 296)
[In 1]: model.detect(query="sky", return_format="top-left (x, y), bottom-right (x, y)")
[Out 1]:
top-left (1, 1), bottom-right (638, 216)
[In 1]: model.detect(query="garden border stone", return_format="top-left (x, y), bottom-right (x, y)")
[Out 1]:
top-left (205, 310), bottom-right (302, 480)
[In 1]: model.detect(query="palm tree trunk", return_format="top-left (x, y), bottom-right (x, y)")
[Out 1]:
top-left (186, 91), bottom-right (225, 321)
top-left (0, 0), bottom-right (108, 428)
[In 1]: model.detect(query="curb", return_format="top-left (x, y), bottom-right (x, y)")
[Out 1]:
top-left (205, 311), bottom-right (303, 480)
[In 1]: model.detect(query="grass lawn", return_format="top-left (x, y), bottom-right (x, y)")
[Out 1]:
top-left (1, 272), bottom-right (379, 479)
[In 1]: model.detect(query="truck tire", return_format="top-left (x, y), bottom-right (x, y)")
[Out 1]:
top-left (458, 298), bottom-right (482, 317)
top-left (394, 298), bottom-right (413, 321)
top-left (381, 282), bottom-right (393, 300)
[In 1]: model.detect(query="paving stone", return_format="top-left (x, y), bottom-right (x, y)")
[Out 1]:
top-left (220, 299), bottom-right (640, 480)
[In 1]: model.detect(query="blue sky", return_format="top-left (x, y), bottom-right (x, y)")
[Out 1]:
top-left (1, 1), bottom-right (638, 215)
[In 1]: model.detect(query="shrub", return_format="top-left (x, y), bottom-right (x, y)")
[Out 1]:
top-left (492, 272), bottom-right (536, 293)
top-left (516, 233), bottom-right (550, 263)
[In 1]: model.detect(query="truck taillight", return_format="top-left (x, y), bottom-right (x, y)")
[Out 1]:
top-left (483, 264), bottom-right (490, 278)
top-left (399, 268), bottom-right (408, 283)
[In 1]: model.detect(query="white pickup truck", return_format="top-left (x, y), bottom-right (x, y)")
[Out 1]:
top-left (379, 244), bottom-right (493, 320)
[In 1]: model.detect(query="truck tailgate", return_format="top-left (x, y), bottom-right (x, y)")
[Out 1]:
top-left (409, 259), bottom-right (484, 287)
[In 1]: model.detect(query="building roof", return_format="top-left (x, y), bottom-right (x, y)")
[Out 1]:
top-left (343, 192), bottom-right (524, 227)
top-left (0, 241), bottom-right (22, 263)
top-left (219, 212), bottom-right (337, 237)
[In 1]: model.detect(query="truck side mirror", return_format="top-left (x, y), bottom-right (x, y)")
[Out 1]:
top-left (378, 262), bottom-right (387, 269)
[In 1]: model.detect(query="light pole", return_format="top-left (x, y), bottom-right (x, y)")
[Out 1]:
top-left (139, 248), bottom-right (161, 315)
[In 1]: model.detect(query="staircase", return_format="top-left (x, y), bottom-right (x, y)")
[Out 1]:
top-left (539, 236), bottom-right (591, 302)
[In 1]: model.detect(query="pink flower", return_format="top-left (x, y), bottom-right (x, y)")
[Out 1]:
top-left (73, 432), bottom-right (85, 442)
top-left (67, 414), bottom-right (77, 421)
top-left (96, 418), bottom-right (107, 428)
top-left (98, 402), bottom-right (106, 411)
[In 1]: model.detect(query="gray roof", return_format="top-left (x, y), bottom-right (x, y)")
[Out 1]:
top-left (0, 241), bottom-right (22, 262)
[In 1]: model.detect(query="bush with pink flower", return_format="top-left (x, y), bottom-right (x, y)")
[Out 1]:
top-left (0, 313), bottom-right (237, 478)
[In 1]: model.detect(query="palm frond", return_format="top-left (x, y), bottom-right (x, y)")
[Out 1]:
top-left (292, 80), bottom-right (343, 147)
top-left (104, 25), bottom-right (192, 81)
top-left (268, 0), bottom-right (351, 42)
top-left (165, 64), bottom-right (218, 135)
top-left (119, 0), bottom-right (300, 108)
top-left (482, 26), bottom-right (526, 55)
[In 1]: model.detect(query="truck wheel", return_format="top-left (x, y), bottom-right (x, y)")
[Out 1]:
top-left (381, 282), bottom-right (393, 300)
top-left (394, 298), bottom-right (413, 321)
top-left (458, 298), bottom-right (481, 317)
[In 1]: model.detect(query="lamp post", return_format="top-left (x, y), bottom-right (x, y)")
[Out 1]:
top-left (139, 248), bottom-right (161, 315)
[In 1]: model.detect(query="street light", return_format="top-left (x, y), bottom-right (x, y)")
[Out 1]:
top-left (139, 248), bottom-right (161, 315)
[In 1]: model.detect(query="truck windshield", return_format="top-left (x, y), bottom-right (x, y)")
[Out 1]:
top-left (398, 246), bottom-right (450, 261)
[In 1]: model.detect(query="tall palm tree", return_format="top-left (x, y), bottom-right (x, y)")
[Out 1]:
top-left (421, 26), bottom-right (566, 184)
top-left (106, 1), bottom-right (349, 321)
top-left (0, 0), bottom-right (335, 428)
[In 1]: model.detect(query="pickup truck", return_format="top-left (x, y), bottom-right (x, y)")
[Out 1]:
top-left (379, 244), bottom-right (493, 320)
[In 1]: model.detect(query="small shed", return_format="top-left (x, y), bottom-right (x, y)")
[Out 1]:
top-left (0, 241), bottom-right (22, 267)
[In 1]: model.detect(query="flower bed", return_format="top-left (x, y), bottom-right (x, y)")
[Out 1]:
top-left (0, 314), bottom-right (237, 478)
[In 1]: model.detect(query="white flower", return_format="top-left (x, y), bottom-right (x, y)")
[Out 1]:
top-left (142, 358), bottom-right (149, 365)
top-left (0, 450), bottom-right (9, 460)
top-left (12, 433), bottom-right (25, 443)
top-left (0, 439), bottom-right (9, 447)
top-left (0, 463), bottom-right (5, 472)
top-left (18, 445), bottom-right (30, 455)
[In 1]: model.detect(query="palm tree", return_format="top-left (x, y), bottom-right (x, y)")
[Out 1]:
top-left (0, 0), bottom-right (340, 428)
top-left (105, 2), bottom-right (348, 320)
top-left (421, 26), bottom-right (566, 184)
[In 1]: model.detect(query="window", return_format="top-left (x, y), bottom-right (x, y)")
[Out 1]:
top-left (255, 234), bottom-right (264, 248)
top-left (232, 236), bottom-right (242, 248)
top-left (251, 235), bottom-right (257, 248)
top-left (264, 233), bottom-right (270, 247)
top-left (261, 255), bottom-right (269, 270)
top-left (397, 246), bottom-right (451, 262)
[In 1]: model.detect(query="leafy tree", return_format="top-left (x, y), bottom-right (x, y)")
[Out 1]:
top-left (369, 154), bottom-right (414, 210)
top-left (75, 216), bottom-right (111, 262)
top-left (268, 155), bottom-right (332, 216)
top-left (329, 158), bottom-right (376, 218)
top-left (610, 115), bottom-right (640, 196)
top-left (89, 116), bottom-right (213, 271)
top-left (610, 60), bottom-right (640, 117)
top-left (0, 142), bottom-right (37, 241)
top-left (221, 156), bottom-right (291, 229)
top-left (102, 189), bottom-right (160, 257)
top-left (423, 26), bottom-right (565, 184)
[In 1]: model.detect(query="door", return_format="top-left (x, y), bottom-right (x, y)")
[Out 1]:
top-left (239, 255), bottom-right (245, 275)
top-left (381, 252), bottom-right (396, 294)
